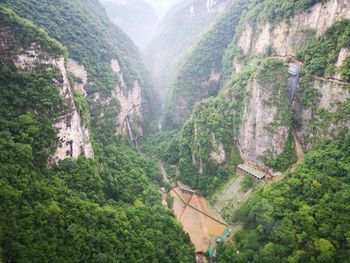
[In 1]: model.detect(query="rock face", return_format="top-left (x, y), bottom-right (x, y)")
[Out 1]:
top-left (210, 134), bottom-right (225, 164)
top-left (111, 59), bottom-right (143, 144)
top-left (227, 0), bottom-right (350, 165)
top-left (294, 78), bottom-right (350, 151)
top-left (238, 0), bottom-right (350, 59)
top-left (67, 59), bottom-right (88, 96)
top-left (51, 58), bottom-right (94, 162)
top-left (179, 0), bottom-right (350, 178)
top-left (238, 78), bottom-right (290, 167)
top-left (11, 43), bottom-right (94, 163)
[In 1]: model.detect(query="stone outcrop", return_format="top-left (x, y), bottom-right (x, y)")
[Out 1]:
top-left (67, 59), bottom-right (88, 96)
top-left (1, 24), bottom-right (93, 163)
top-left (230, 0), bottom-right (350, 164)
top-left (51, 58), bottom-right (93, 162)
top-left (11, 43), bottom-right (94, 163)
top-left (238, 0), bottom-right (350, 59)
top-left (210, 134), bottom-right (226, 164)
top-left (238, 77), bottom-right (290, 167)
top-left (111, 59), bottom-right (143, 143)
top-left (294, 78), bottom-right (350, 151)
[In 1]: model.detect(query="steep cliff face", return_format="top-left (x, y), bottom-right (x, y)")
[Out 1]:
top-left (9, 39), bottom-right (93, 163)
top-left (2, 0), bottom-right (160, 145)
top-left (238, 74), bottom-right (290, 168)
top-left (2, 26), bottom-right (94, 163)
top-left (52, 58), bottom-right (93, 162)
top-left (176, 0), bottom-right (350, 193)
top-left (110, 59), bottom-right (143, 145)
top-left (237, 0), bottom-right (350, 59)
top-left (178, 58), bottom-right (294, 193)
top-left (294, 77), bottom-right (350, 151)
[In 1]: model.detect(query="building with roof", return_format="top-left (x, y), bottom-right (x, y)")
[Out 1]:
top-left (237, 163), bottom-right (266, 180)
top-left (177, 181), bottom-right (196, 195)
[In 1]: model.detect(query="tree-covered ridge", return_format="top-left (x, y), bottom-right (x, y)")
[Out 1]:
top-left (163, 0), bottom-right (350, 194)
top-left (0, 7), bottom-right (195, 262)
top-left (0, 6), bottom-right (65, 56)
top-left (1, 0), bottom-right (136, 93)
top-left (163, 0), bottom-right (253, 129)
top-left (1, 0), bottom-right (160, 132)
top-left (218, 133), bottom-right (350, 263)
top-left (163, 0), bottom-right (326, 130)
top-left (241, 0), bottom-right (323, 25)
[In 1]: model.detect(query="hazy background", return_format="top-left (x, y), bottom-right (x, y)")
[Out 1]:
top-left (99, 0), bottom-right (181, 48)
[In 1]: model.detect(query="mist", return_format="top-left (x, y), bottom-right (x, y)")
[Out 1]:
top-left (99, 0), bottom-right (182, 49)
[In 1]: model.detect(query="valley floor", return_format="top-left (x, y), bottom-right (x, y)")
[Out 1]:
top-left (171, 187), bottom-right (227, 253)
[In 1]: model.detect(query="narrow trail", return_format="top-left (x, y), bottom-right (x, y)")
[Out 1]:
top-left (293, 129), bottom-right (305, 162)
top-left (158, 160), bottom-right (169, 183)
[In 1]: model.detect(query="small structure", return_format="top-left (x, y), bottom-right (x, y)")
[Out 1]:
top-left (288, 63), bottom-right (302, 103)
top-left (208, 228), bottom-right (232, 261)
top-left (237, 163), bottom-right (266, 180)
top-left (288, 63), bottom-right (300, 76)
top-left (177, 181), bottom-right (196, 195)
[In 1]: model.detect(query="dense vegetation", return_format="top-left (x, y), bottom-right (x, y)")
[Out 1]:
top-left (218, 133), bottom-right (350, 262)
top-left (163, 0), bottom-right (254, 129)
top-left (241, 0), bottom-right (323, 25)
top-left (0, 6), bottom-right (65, 56)
top-left (163, 0), bottom-right (326, 129)
top-left (292, 20), bottom-right (350, 148)
top-left (1, 0), bottom-right (160, 131)
top-left (301, 19), bottom-right (350, 80)
top-left (0, 5), bottom-right (194, 262)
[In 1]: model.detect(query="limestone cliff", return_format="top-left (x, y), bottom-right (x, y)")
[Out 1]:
top-left (237, 0), bottom-right (350, 61)
top-left (216, 0), bottom-right (350, 166)
top-left (12, 45), bottom-right (94, 163)
top-left (2, 0), bottom-right (160, 149)
top-left (238, 75), bottom-right (290, 168)
top-left (178, 0), bottom-right (350, 191)
top-left (0, 10), bottom-right (93, 163)
top-left (294, 77), bottom-right (350, 151)
top-left (111, 59), bottom-right (143, 146)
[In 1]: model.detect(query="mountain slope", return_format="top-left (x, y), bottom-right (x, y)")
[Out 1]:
top-left (155, 1), bottom-right (350, 260)
top-left (145, 0), bottom-right (229, 106)
top-left (218, 134), bottom-right (350, 262)
top-left (0, 4), bottom-right (194, 262)
top-left (169, 0), bottom-right (350, 195)
top-left (1, 0), bottom-right (160, 144)
top-left (163, 0), bottom-right (250, 129)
